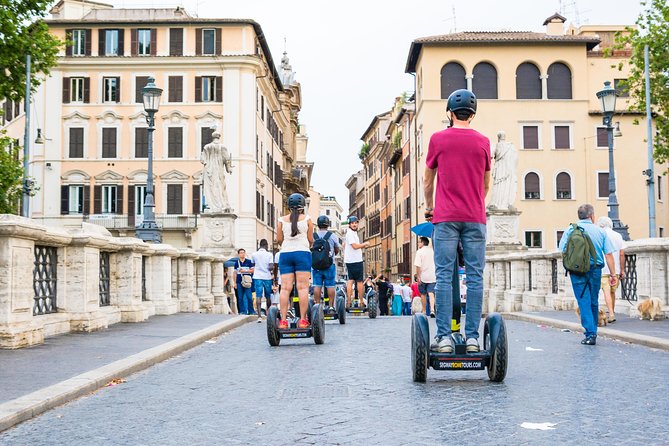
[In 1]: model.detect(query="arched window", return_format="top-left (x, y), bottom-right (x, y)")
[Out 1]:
top-left (547, 62), bottom-right (572, 99)
top-left (556, 172), bottom-right (572, 199)
top-left (516, 62), bottom-right (541, 99)
top-left (524, 172), bottom-right (540, 199)
top-left (440, 62), bottom-right (466, 99)
top-left (472, 62), bottom-right (498, 99)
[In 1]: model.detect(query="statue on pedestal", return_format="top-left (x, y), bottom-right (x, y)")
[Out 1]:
top-left (201, 131), bottom-right (232, 213)
top-left (488, 131), bottom-right (518, 212)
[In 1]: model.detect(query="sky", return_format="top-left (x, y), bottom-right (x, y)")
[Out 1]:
top-left (107, 0), bottom-right (643, 214)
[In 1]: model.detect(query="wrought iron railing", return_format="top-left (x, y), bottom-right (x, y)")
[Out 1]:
top-left (99, 252), bottom-right (110, 306)
top-left (551, 259), bottom-right (558, 294)
top-left (33, 246), bottom-right (57, 315)
top-left (84, 214), bottom-right (198, 230)
top-left (141, 256), bottom-right (147, 301)
top-left (622, 253), bottom-right (638, 302)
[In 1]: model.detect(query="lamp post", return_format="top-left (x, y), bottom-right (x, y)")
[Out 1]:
top-left (596, 81), bottom-right (629, 240)
top-left (135, 77), bottom-right (162, 243)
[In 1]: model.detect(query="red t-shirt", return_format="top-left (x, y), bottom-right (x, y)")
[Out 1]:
top-left (410, 282), bottom-right (420, 297)
top-left (426, 127), bottom-right (491, 224)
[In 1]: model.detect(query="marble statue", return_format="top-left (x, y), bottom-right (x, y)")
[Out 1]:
top-left (489, 131), bottom-right (518, 211)
top-left (201, 131), bottom-right (232, 213)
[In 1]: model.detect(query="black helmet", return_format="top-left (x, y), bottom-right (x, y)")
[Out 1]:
top-left (287, 193), bottom-right (305, 209)
top-left (317, 215), bottom-right (330, 228)
top-left (348, 215), bottom-right (359, 224)
top-left (446, 89), bottom-right (477, 114)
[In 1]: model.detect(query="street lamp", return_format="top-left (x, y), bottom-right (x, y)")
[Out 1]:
top-left (135, 77), bottom-right (163, 243)
top-left (596, 80), bottom-right (629, 240)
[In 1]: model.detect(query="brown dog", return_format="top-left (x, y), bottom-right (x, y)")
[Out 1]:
top-left (575, 307), bottom-right (608, 327)
top-left (637, 298), bottom-right (664, 321)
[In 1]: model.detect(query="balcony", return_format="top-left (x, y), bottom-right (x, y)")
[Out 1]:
top-left (84, 214), bottom-right (198, 230)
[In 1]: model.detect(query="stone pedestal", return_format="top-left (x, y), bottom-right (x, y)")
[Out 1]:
top-left (147, 244), bottom-right (179, 315)
top-left (115, 238), bottom-right (150, 322)
top-left (212, 258), bottom-right (231, 314)
top-left (486, 208), bottom-right (526, 252)
top-left (198, 212), bottom-right (238, 258)
top-left (196, 254), bottom-right (215, 313)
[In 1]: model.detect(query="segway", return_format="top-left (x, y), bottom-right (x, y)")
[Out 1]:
top-left (316, 289), bottom-right (346, 324)
top-left (345, 286), bottom-right (377, 319)
top-left (267, 283), bottom-right (325, 346)
top-left (411, 312), bottom-right (508, 382)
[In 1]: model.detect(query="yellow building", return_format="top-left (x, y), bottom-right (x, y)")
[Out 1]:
top-left (1, 0), bottom-right (308, 251)
top-left (405, 14), bottom-right (666, 248)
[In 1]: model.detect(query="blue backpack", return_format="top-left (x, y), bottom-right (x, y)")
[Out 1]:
top-left (311, 232), bottom-right (333, 270)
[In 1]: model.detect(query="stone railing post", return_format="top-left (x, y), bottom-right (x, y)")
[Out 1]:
top-left (212, 256), bottom-right (231, 314)
top-left (196, 254), bottom-right (215, 313)
top-left (147, 244), bottom-right (179, 315)
top-left (114, 238), bottom-right (150, 322)
top-left (523, 256), bottom-right (549, 311)
top-left (175, 249), bottom-right (199, 312)
top-left (505, 258), bottom-right (526, 312)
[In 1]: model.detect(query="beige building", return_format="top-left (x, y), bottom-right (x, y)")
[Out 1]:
top-left (405, 14), bottom-right (666, 248)
top-left (1, 0), bottom-right (309, 252)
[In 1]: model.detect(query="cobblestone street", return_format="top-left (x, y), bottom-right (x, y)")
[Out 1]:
top-left (2, 315), bottom-right (668, 445)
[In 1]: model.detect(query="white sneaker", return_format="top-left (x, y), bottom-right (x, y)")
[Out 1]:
top-left (257, 317), bottom-right (262, 323)
top-left (466, 337), bottom-right (480, 353)
top-left (430, 336), bottom-right (454, 353)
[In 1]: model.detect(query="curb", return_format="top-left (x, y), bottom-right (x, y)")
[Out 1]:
top-left (503, 312), bottom-right (669, 352)
top-left (0, 315), bottom-right (254, 433)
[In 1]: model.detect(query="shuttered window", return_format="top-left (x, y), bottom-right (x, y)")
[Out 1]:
top-left (440, 62), bottom-right (466, 99)
top-left (596, 127), bottom-right (608, 147)
top-left (102, 128), bottom-right (117, 158)
top-left (135, 127), bottom-right (148, 158)
top-left (598, 172), bottom-right (609, 198)
top-left (168, 127), bottom-right (183, 157)
top-left (192, 184), bottom-right (201, 214)
top-left (166, 184), bottom-right (183, 215)
top-left (169, 28), bottom-right (183, 56)
top-left (547, 62), bottom-right (572, 99)
top-left (516, 63), bottom-right (541, 99)
top-left (472, 62), bottom-right (498, 99)
top-left (69, 128), bottom-right (84, 158)
top-left (524, 173), bottom-right (540, 199)
top-left (135, 76), bottom-right (149, 103)
top-left (198, 76), bottom-right (222, 102)
top-left (554, 125), bottom-right (570, 149)
top-left (201, 127), bottom-right (214, 151)
top-left (524, 231), bottom-right (542, 248)
top-left (522, 126), bottom-right (539, 149)
top-left (556, 172), bottom-right (572, 199)
top-left (168, 76), bottom-right (183, 102)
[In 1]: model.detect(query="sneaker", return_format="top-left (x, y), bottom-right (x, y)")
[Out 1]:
top-left (581, 335), bottom-right (597, 345)
top-left (278, 320), bottom-right (289, 329)
top-left (298, 319), bottom-right (310, 329)
top-left (430, 336), bottom-right (454, 353)
top-left (466, 338), bottom-right (480, 353)
top-left (257, 317), bottom-right (262, 323)
top-left (430, 312), bottom-right (436, 318)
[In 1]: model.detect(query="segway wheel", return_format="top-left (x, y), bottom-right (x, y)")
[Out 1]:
top-left (336, 295), bottom-right (346, 324)
top-left (312, 303), bottom-right (325, 345)
top-left (484, 312), bottom-right (508, 382)
top-left (307, 298), bottom-right (314, 323)
top-left (267, 306), bottom-right (281, 347)
top-left (367, 291), bottom-right (378, 319)
top-left (411, 313), bottom-right (429, 383)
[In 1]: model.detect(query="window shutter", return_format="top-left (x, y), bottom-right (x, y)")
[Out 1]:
top-left (201, 127), bottom-right (214, 151)
top-left (136, 76), bottom-right (149, 103)
top-left (116, 184), bottom-right (124, 215)
top-left (554, 126), bottom-right (570, 149)
top-left (516, 63), bottom-right (541, 99)
top-left (195, 28), bottom-right (202, 55)
top-left (94, 185), bottom-right (102, 214)
top-left (556, 172), bottom-right (571, 198)
top-left (65, 29), bottom-right (72, 56)
top-left (168, 76), bottom-right (183, 102)
top-left (472, 62), bottom-right (498, 99)
top-left (117, 29), bottom-right (124, 56)
top-left (114, 76), bottom-right (121, 102)
top-left (598, 173), bottom-right (609, 198)
top-left (193, 184), bottom-right (201, 214)
top-left (150, 28), bottom-right (157, 55)
top-left (61, 185), bottom-right (69, 215)
top-left (523, 126), bottom-right (538, 149)
top-left (131, 29), bottom-right (137, 55)
top-left (167, 184), bottom-right (183, 214)
top-left (83, 77), bottom-right (90, 103)
top-left (85, 29), bottom-right (92, 55)
top-left (596, 128), bottom-right (608, 147)
top-left (98, 29), bottom-right (105, 56)
top-left (547, 63), bottom-right (572, 99)
top-left (175, 76), bottom-right (183, 102)
top-left (69, 127), bottom-right (84, 158)
top-left (168, 127), bottom-right (183, 157)
top-left (215, 28), bottom-right (221, 54)
top-left (525, 173), bottom-right (540, 198)
top-left (102, 128), bottom-right (116, 158)
top-left (83, 185), bottom-right (90, 215)
top-left (135, 127), bottom-right (148, 158)
top-left (62, 77), bottom-right (71, 103)
top-left (128, 185), bottom-right (135, 227)
top-left (440, 62), bottom-right (466, 99)
top-left (195, 76), bottom-right (202, 102)
top-left (169, 28), bottom-right (183, 56)
top-left (215, 76), bottom-right (222, 102)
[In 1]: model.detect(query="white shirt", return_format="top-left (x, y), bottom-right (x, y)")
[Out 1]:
top-left (252, 248), bottom-right (274, 280)
top-left (602, 227), bottom-right (625, 274)
top-left (274, 252), bottom-right (281, 285)
top-left (401, 285), bottom-right (412, 303)
top-left (344, 229), bottom-right (363, 263)
top-left (414, 246), bottom-right (436, 283)
top-left (280, 214), bottom-right (311, 253)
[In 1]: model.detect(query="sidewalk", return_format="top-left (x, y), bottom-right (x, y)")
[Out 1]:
top-left (0, 313), bottom-right (253, 431)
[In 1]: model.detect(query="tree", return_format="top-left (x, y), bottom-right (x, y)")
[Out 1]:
top-left (0, 134), bottom-right (24, 214)
top-left (611, 0), bottom-right (669, 163)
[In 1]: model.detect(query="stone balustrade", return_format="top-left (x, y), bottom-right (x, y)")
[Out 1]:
top-left (484, 238), bottom-right (669, 318)
top-left (0, 215), bottom-right (232, 349)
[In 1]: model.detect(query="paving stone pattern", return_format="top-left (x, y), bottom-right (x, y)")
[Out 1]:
top-left (1, 316), bottom-right (668, 445)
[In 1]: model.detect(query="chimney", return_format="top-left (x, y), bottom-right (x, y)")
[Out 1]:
top-left (543, 12), bottom-right (567, 36)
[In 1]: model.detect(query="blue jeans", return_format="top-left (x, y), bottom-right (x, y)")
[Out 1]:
top-left (255, 279), bottom-right (273, 301)
top-left (570, 267), bottom-right (602, 337)
top-left (236, 285), bottom-right (254, 315)
top-left (433, 222), bottom-right (486, 339)
top-left (402, 301), bottom-right (411, 315)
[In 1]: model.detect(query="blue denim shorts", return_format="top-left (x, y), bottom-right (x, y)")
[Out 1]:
top-left (418, 282), bottom-right (435, 295)
top-left (254, 279), bottom-right (273, 298)
top-left (312, 264), bottom-right (336, 288)
top-left (279, 250), bottom-right (312, 274)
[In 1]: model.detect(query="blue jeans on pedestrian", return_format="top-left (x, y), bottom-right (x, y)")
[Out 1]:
top-left (237, 285), bottom-right (253, 315)
top-left (433, 222), bottom-right (486, 340)
top-left (570, 267), bottom-right (602, 338)
top-left (402, 301), bottom-right (411, 315)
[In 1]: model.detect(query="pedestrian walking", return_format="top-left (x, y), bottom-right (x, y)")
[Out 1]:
top-left (424, 89), bottom-right (490, 354)
top-left (410, 275), bottom-right (420, 299)
top-left (414, 236), bottom-right (436, 317)
top-left (374, 274), bottom-right (390, 316)
top-left (391, 280), bottom-right (403, 316)
top-left (597, 216), bottom-right (626, 323)
top-left (559, 204), bottom-right (617, 345)
top-left (252, 239), bottom-right (274, 322)
top-left (233, 248), bottom-right (255, 315)
top-left (344, 216), bottom-right (370, 307)
top-left (401, 279), bottom-right (412, 316)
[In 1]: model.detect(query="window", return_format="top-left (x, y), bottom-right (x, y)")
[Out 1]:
top-left (137, 29), bottom-right (151, 55)
top-left (547, 62), bottom-right (572, 99)
top-left (660, 227), bottom-right (665, 237)
top-left (472, 62), bottom-right (498, 99)
top-left (168, 127), bottom-right (183, 157)
top-left (556, 172), bottom-right (572, 199)
top-left (614, 78), bottom-right (629, 98)
top-left (134, 185), bottom-right (146, 216)
top-left (658, 175), bottom-right (663, 201)
top-left (596, 127), bottom-right (609, 148)
top-left (69, 128), bottom-right (84, 158)
top-left (522, 125), bottom-right (539, 149)
top-left (516, 62), bottom-right (541, 99)
top-left (104, 29), bottom-right (119, 56)
top-left (68, 185), bottom-right (84, 214)
top-left (326, 209), bottom-right (330, 215)
top-left (72, 29), bottom-right (86, 56)
top-left (135, 76), bottom-right (150, 103)
top-left (524, 172), bottom-right (540, 199)
top-left (102, 128), bottom-right (117, 158)
top-left (70, 77), bottom-right (85, 102)
top-left (202, 29), bottom-right (216, 55)
top-left (169, 28), bottom-right (183, 56)
top-left (440, 62), bottom-right (466, 99)
top-left (556, 231), bottom-right (564, 248)
top-left (554, 125), bottom-right (571, 149)
top-left (202, 76), bottom-right (216, 102)
top-left (168, 76), bottom-right (183, 102)
top-left (166, 184), bottom-right (183, 214)
top-left (135, 127), bottom-right (148, 158)
top-left (201, 127), bottom-right (214, 151)
top-left (101, 185), bottom-right (117, 214)
top-left (103, 77), bottom-right (120, 103)
top-left (525, 231), bottom-right (542, 248)
top-left (195, 76), bottom-right (222, 102)
top-left (598, 172), bottom-right (609, 198)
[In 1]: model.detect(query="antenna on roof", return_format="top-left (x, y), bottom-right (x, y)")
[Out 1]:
top-left (442, 4), bottom-right (457, 33)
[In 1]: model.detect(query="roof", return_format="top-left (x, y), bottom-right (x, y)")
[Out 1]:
top-left (543, 12), bottom-right (567, 25)
top-left (360, 111), bottom-right (391, 141)
top-left (405, 31), bottom-right (601, 73)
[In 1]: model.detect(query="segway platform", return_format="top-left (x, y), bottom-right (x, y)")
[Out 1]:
top-left (322, 296), bottom-right (346, 324)
top-left (267, 304), bottom-right (325, 346)
top-left (429, 333), bottom-right (489, 371)
top-left (345, 289), bottom-right (378, 318)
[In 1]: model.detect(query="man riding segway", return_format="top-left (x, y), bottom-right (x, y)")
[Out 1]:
top-left (312, 215), bottom-right (346, 323)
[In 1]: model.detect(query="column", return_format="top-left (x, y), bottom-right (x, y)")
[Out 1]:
top-left (196, 254), bottom-right (215, 312)
top-left (176, 249), bottom-right (199, 312)
top-left (148, 244), bottom-right (179, 315)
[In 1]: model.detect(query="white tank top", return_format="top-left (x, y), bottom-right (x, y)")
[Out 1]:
top-left (280, 214), bottom-right (311, 253)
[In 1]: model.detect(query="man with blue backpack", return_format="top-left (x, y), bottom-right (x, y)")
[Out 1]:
top-left (311, 215), bottom-right (340, 310)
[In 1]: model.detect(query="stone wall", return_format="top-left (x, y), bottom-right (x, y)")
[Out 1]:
top-left (0, 215), bottom-right (232, 349)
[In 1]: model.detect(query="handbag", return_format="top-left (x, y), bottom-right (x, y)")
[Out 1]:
top-left (238, 261), bottom-right (253, 289)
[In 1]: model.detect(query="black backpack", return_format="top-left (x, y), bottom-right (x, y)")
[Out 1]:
top-left (311, 232), bottom-right (333, 270)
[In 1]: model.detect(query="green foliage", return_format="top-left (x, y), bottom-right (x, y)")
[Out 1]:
top-left (611, 0), bottom-right (669, 163)
top-left (0, 133), bottom-right (24, 214)
top-left (358, 142), bottom-right (370, 160)
top-left (0, 0), bottom-right (62, 101)
top-left (393, 131), bottom-right (402, 149)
